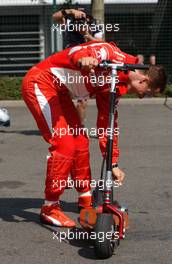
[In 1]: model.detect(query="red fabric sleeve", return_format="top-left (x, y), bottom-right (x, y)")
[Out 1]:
top-left (68, 46), bottom-right (93, 66)
top-left (68, 41), bottom-right (138, 71)
top-left (68, 41), bottom-right (113, 66)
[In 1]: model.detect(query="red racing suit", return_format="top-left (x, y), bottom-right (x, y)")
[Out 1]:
top-left (22, 40), bottom-right (138, 201)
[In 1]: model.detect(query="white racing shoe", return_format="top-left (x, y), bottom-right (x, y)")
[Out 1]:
top-left (0, 108), bottom-right (10, 127)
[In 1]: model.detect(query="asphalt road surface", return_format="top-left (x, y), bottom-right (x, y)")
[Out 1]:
top-left (0, 101), bottom-right (172, 264)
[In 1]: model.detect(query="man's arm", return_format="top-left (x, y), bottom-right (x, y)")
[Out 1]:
top-left (96, 91), bottom-right (119, 164)
top-left (52, 9), bottom-right (86, 24)
top-left (68, 41), bottom-right (137, 71)
top-left (68, 42), bottom-right (127, 183)
top-left (96, 91), bottom-right (125, 184)
top-left (83, 31), bottom-right (103, 42)
top-left (68, 41), bottom-right (108, 68)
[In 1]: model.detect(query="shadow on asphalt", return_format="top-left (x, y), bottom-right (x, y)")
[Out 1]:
top-left (0, 198), bottom-right (99, 259)
top-left (164, 103), bottom-right (172, 111)
top-left (0, 130), bottom-right (98, 139)
top-left (0, 197), bottom-right (43, 223)
top-left (0, 130), bottom-right (41, 136)
top-left (67, 228), bottom-right (97, 260)
top-left (163, 97), bottom-right (172, 110)
top-left (0, 198), bottom-right (80, 223)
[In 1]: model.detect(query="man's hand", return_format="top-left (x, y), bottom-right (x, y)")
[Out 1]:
top-left (78, 57), bottom-right (98, 72)
top-left (83, 31), bottom-right (95, 41)
top-left (70, 9), bottom-right (86, 19)
top-left (112, 167), bottom-right (125, 185)
top-left (54, 9), bottom-right (86, 24)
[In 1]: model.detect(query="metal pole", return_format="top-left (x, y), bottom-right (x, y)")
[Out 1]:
top-left (52, 0), bottom-right (57, 52)
top-left (91, 0), bottom-right (105, 39)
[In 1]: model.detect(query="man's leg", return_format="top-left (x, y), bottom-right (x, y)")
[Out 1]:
top-left (22, 74), bottom-right (77, 227)
top-left (57, 93), bottom-right (92, 209)
top-left (76, 99), bottom-right (88, 126)
top-left (70, 133), bottom-right (92, 209)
